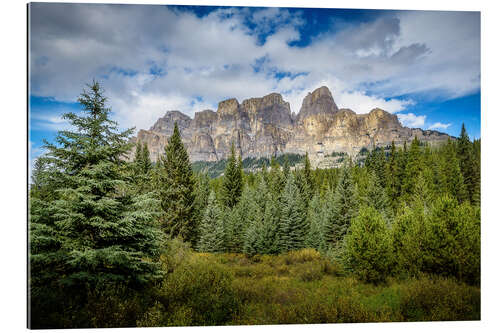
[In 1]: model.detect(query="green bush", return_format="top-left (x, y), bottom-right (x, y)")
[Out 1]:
top-left (343, 206), bottom-right (394, 284)
top-left (283, 248), bottom-right (321, 265)
top-left (157, 254), bottom-right (240, 326)
top-left (400, 275), bottom-right (480, 321)
top-left (420, 195), bottom-right (481, 284)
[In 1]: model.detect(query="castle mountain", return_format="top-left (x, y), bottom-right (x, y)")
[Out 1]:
top-left (131, 86), bottom-right (450, 163)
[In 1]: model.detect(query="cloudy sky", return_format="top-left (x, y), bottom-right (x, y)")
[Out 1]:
top-left (29, 3), bottom-right (480, 164)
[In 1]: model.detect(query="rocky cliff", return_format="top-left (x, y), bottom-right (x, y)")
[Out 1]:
top-left (130, 86), bottom-right (450, 163)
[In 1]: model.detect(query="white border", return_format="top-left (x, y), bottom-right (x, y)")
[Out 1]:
top-left (2, 0), bottom-right (499, 332)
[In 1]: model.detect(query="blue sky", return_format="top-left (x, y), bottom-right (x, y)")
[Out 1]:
top-left (29, 3), bottom-right (480, 168)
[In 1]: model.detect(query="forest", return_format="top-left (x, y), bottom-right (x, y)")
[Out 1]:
top-left (29, 82), bottom-right (481, 328)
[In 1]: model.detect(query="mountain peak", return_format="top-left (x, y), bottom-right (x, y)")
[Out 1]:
top-left (296, 86), bottom-right (339, 123)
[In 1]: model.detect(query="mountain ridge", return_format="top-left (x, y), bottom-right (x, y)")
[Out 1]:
top-left (131, 86), bottom-right (450, 164)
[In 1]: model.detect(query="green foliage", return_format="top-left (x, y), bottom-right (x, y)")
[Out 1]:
top-left (324, 166), bottom-right (358, 247)
top-left (305, 193), bottom-right (327, 251)
top-left (343, 206), bottom-right (394, 284)
top-left (158, 122), bottom-right (197, 243)
top-left (29, 81), bottom-right (165, 328)
top-left (156, 254), bottom-right (239, 326)
top-left (420, 195), bottom-right (480, 284)
top-left (278, 174), bottom-right (308, 252)
top-left (399, 275), bottom-right (480, 321)
top-left (197, 191), bottom-right (225, 253)
top-left (221, 143), bottom-right (244, 208)
top-left (439, 139), bottom-right (467, 203)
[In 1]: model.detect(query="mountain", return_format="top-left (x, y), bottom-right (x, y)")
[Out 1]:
top-left (130, 86), bottom-right (450, 164)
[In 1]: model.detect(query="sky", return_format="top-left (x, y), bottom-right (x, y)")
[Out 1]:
top-left (28, 3), bottom-right (481, 171)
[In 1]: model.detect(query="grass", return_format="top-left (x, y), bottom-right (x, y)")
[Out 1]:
top-left (138, 248), bottom-right (480, 326)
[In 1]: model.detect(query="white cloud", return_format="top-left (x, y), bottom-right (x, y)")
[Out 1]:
top-left (429, 122), bottom-right (451, 130)
top-left (29, 4), bottom-right (479, 133)
top-left (397, 113), bottom-right (426, 128)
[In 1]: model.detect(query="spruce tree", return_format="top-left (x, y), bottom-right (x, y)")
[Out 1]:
top-left (278, 173), bottom-right (307, 252)
top-left (197, 191), bottom-right (225, 253)
top-left (257, 194), bottom-right (281, 254)
top-left (30, 81), bottom-right (165, 312)
top-left (402, 137), bottom-right (424, 199)
top-left (141, 142), bottom-right (152, 174)
top-left (158, 122), bottom-right (197, 243)
top-left (243, 190), bottom-right (265, 256)
top-left (343, 206), bottom-right (394, 284)
top-left (282, 155), bottom-right (290, 178)
top-left (324, 165), bottom-right (358, 247)
top-left (385, 141), bottom-right (400, 210)
top-left (440, 138), bottom-right (467, 203)
top-left (305, 193), bottom-right (327, 251)
top-left (192, 173), bottom-right (211, 249)
top-left (457, 124), bottom-right (480, 204)
top-left (364, 171), bottom-right (390, 218)
top-left (221, 142), bottom-right (243, 208)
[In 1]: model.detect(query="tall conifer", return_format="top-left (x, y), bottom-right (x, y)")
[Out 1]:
top-left (159, 122), bottom-right (196, 243)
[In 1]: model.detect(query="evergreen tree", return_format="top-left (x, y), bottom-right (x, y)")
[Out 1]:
top-left (305, 193), bottom-right (327, 251)
top-left (257, 194), bottom-right (281, 254)
top-left (197, 191), bottom-right (225, 253)
top-left (457, 124), bottom-right (480, 204)
top-left (402, 137), bottom-right (423, 199)
top-left (420, 194), bottom-right (479, 283)
top-left (391, 203), bottom-right (426, 277)
top-left (364, 171), bottom-right (390, 218)
top-left (440, 138), bottom-right (467, 203)
top-left (141, 142), bottom-right (152, 174)
top-left (282, 155), bottom-right (290, 178)
top-left (343, 206), bottom-right (394, 284)
top-left (269, 156), bottom-right (285, 198)
top-left (134, 141), bottom-right (143, 166)
top-left (30, 81), bottom-right (165, 320)
top-left (243, 190), bottom-right (265, 256)
top-left (192, 173), bottom-right (211, 248)
top-left (158, 122), bottom-right (197, 243)
top-left (324, 165), bottom-right (358, 247)
top-left (385, 141), bottom-right (400, 210)
top-left (278, 174), bottom-right (308, 252)
top-left (221, 143), bottom-right (243, 208)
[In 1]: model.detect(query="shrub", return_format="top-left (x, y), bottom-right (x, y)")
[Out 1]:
top-left (283, 248), bottom-right (321, 265)
top-left (295, 262), bottom-right (324, 282)
top-left (343, 206), bottom-right (394, 284)
top-left (400, 275), bottom-right (480, 321)
top-left (157, 254), bottom-right (239, 326)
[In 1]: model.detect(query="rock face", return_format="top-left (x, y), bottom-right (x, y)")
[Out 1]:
top-left (131, 86), bottom-right (450, 163)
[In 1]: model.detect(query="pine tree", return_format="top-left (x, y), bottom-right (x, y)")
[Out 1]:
top-left (243, 190), bottom-right (265, 256)
top-left (402, 137), bottom-right (423, 200)
top-left (197, 191), bottom-right (225, 253)
top-left (158, 122), bottom-right (197, 243)
top-left (282, 155), bottom-right (290, 178)
top-left (278, 173), bottom-right (307, 252)
top-left (324, 165), bottom-right (358, 247)
top-left (457, 124), bottom-right (480, 204)
top-left (257, 194), bottom-right (281, 254)
top-left (141, 142), bottom-right (152, 174)
top-left (343, 206), bottom-right (394, 284)
top-left (385, 141), bottom-right (400, 210)
top-left (364, 171), bottom-right (390, 218)
top-left (440, 138), bottom-right (467, 203)
top-left (305, 193), bottom-right (327, 251)
top-left (221, 143), bottom-right (243, 208)
top-left (30, 81), bottom-right (165, 307)
top-left (269, 156), bottom-right (285, 198)
top-left (192, 173), bottom-right (211, 249)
